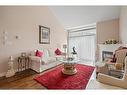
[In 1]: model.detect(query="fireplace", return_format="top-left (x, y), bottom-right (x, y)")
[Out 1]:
top-left (102, 51), bottom-right (113, 61)
top-left (98, 44), bottom-right (122, 61)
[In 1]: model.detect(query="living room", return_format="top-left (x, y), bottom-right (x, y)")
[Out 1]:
top-left (0, 6), bottom-right (127, 90)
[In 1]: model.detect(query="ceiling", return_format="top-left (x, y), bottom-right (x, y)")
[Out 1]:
top-left (49, 6), bottom-right (121, 29)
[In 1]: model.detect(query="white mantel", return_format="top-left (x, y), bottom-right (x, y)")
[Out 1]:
top-left (98, 44), bottom-right (122, 61)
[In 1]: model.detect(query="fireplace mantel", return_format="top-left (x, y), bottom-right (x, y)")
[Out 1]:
top-left (98, 44), bottom-right (122, 61)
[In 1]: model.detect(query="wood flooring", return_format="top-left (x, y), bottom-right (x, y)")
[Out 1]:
top-left (0, 69), bottom-right (46, 89)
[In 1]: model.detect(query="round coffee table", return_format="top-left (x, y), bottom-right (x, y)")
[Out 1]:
top-left (60, 59), bottom-right (79, 75)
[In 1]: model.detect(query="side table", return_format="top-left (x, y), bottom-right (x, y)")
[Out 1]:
top-left (17, 56), bottom-right (30, 72)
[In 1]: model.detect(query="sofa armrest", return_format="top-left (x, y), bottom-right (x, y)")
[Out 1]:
top-left (29, 56), bottom-right (41, 62)
top-left (29, 56), bottom-right (42, 73)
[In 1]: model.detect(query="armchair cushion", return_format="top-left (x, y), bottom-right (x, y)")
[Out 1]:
top-left (115, 63), bottom-right (123, 70)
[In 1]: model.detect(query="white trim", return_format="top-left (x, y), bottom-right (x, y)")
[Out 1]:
top-left (66, 23), bottom-right (96, 32)
top-left (86, 68), bottom-right (96, 89)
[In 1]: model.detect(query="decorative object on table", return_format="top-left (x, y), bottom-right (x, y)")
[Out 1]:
top-left (71, 46), bottom-right (78, 60)
top-left (39, 25), bottom-right (50, 44)
top-left (72, 47), bottom-right (77, 54)
top-left (34, 64), bottom-right (95, 89)
top-left (17, 54), bottom-right (30, 72)
top-left (21, 52), bottom-right (26, 57)
top-left (104, 39), bottom-right (118, 44)
top-left (5, 56), bottom-right (15, 77)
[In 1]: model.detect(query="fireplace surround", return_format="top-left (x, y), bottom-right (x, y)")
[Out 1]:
top-left (102, 51), bottom-right (113, 61)
top-left (98, 44), bottom-right (122, 61)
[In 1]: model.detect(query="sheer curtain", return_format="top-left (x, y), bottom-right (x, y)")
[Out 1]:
top-left (68, 28), bottom-right (96, 62)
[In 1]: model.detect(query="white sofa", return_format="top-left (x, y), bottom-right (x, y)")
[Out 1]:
top-left (29, 49), bottom-right (62, 73)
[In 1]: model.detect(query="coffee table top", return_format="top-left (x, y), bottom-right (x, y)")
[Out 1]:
top-left (59, 58), bottom-right (79, 64)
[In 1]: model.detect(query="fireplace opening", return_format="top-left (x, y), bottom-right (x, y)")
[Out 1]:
top-left (102, 51), bottom-right (113, 61)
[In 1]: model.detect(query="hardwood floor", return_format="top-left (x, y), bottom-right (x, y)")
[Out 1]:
top-left (0, 64), bottom-right (63, 89)
top-left (0, 69), bottom-right (46, 89)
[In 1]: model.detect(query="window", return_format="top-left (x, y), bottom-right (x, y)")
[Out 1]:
top-left (68, 27), bottom-right (96, 64)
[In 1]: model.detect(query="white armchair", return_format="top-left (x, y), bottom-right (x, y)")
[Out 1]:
top-left (96, 48), bottom-right (127, 78)
top-left (29, 49), bottom-right (60, 73)
top-left (97, 56), bottom-right (127, 89)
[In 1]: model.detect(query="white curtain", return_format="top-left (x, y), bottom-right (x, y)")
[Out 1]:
top-left (69, 29), bottom-right (96, 62)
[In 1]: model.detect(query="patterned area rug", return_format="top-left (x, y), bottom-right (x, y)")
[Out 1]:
top-left (34, 64), bottom-right (95, 89)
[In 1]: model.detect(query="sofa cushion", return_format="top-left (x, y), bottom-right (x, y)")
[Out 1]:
top-left (55, 48), bottom-right (62, 55)
top-left (48, 57), bottom-right (56, 63)
top-left (41, 57), bottom-right (56, 65)
top-left (36, 50), bottom-right (43, 57)
top-left (43, 49), bottom-right (50, 58)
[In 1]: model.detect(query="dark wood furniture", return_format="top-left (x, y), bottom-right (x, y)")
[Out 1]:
top-left (17, 56), bottom-right (30, 72)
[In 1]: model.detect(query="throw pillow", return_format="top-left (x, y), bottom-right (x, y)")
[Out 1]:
top-left (115, 63), bottom-right (123, 70)
top-left (55, 48), bottom-right (62, 55)
top-left (35, 50), bottom-right (43, 57)
top-left (110, 54), bottom-right (117, 63)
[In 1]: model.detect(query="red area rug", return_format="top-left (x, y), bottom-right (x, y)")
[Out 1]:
top-left (34, 64), bottom-right (95, 89)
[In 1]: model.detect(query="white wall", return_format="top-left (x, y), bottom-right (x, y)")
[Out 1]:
top-left (0, 6), bottom-right (67, 74)
top-left (120, 7), bottom-right (127, 44)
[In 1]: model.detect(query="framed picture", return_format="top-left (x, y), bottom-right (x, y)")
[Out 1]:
top-left (39, 25), bottom-right (50, 44)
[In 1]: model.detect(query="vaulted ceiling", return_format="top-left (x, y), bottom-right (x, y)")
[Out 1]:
top-left (49, 6), bottom-right (121, 28)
